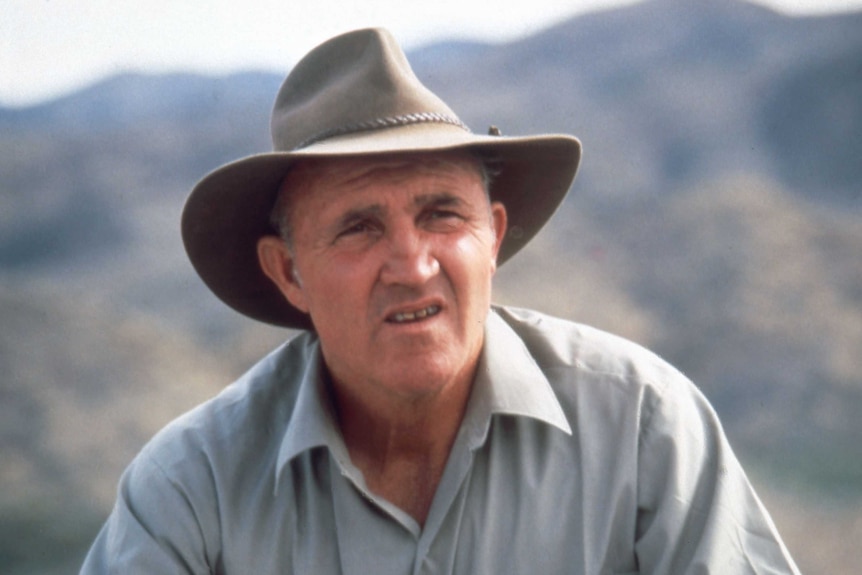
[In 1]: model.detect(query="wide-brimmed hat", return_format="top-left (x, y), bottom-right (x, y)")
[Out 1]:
top-left (182, 27), bottom-right (581, 329)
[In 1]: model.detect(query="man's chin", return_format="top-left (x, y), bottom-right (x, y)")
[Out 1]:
top-left (370, 349), bottom-right (477, 399)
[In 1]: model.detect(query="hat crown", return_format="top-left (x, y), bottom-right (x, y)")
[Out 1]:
top-left (271, 28), bottom-right (464, 151)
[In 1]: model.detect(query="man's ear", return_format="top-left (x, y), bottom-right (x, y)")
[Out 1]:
top-left (257, 236), bottom-right (309, 313)
top-left (490, 201), bottom-right (508, 272)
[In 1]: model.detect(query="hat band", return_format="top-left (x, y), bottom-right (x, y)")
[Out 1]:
top-left (294, 112), bottom-right (471, 150)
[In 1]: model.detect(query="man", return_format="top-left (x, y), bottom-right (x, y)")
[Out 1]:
top-left (81, 28), bottom-right (799, 574)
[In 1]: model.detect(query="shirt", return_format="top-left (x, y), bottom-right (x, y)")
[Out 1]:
top-left (80, 305), bottom-right (800, 574)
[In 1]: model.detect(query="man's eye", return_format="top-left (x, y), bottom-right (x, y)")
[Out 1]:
top-left (426, 209), bottom-right (463, 222)
top-left (425, 209), bottom-right (467, 231)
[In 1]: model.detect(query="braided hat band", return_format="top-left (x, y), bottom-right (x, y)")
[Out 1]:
top-left (295, 112), bottom-right (470, 150)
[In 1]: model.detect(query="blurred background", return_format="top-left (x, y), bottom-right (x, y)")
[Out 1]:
top-left (2, 0), bottom-right (861, 573)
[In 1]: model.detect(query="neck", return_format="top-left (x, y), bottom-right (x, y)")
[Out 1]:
top-left (339, 379), bottom-right (471, 458)
top-left (327, 365), bottom-right (476, 525)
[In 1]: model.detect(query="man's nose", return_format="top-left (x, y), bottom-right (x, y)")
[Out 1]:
top-left (379, 225), bottom-right (439, 286)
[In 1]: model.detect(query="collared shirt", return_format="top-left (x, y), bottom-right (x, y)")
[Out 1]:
top-left (81, 306), bottom-right (799, 574)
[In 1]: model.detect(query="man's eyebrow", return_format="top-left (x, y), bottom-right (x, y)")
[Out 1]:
top-left (334, 204), bottom-right (385, 228)
top-left (413, 192), bottom-right (466, 209)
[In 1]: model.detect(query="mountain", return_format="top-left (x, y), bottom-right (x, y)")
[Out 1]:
top-left (1, 0), bottom-right (861, 573)
top-left (0, 282), bottom-right (236, 574)
top-left (410, 0), bottom-right (862, 206)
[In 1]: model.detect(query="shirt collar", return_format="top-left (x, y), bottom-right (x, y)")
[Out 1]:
top-left (460, 308), bottom-right (572, 449)
top-left (273, 307), bottom-right (572, 487)
top-left (274, 337), bottom-right (351, 488)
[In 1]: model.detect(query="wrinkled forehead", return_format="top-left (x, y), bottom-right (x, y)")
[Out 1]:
top-left (281, 151), bottom-right (486, 201)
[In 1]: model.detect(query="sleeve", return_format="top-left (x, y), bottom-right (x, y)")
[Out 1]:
top-left (633, 375), bottom-right (801, 574)
top-left (79, 449), bottom-right (218, 575)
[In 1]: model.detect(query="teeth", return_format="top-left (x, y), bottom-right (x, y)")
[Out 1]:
top-left (391, 305), bottom-right (440, 323)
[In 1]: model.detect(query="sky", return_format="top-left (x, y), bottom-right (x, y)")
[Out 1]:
top-left (3, 0), bottom-right (862, 107)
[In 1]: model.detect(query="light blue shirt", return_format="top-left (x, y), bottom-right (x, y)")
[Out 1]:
top-left (81, 306), bottom-right (799, 574)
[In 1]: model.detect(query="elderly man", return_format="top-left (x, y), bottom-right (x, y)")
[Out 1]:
top-left (81, 28), bottom-right (799, 574)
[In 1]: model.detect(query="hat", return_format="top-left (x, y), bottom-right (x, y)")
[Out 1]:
top-left (182, 27), bottom-right (581, 329)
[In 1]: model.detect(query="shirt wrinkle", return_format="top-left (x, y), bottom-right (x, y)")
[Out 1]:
top-left (129, 451), bottom-right (214, 571)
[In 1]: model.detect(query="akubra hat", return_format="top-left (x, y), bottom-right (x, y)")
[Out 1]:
top-left (182, 27), bottom-right (581, 330)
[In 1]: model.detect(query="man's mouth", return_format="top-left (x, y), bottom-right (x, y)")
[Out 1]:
top-left (387, 304), bottom-right (442, 324)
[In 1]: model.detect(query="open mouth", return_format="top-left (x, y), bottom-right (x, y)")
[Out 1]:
top-left (387, 304), bottom-right (442, 324)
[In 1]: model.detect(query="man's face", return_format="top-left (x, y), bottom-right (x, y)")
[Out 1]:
top-left (261, 153), bottom-right (507, 404)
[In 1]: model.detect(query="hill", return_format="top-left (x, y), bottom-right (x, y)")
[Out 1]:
top-left (0, 283), bottom-right (236, 573)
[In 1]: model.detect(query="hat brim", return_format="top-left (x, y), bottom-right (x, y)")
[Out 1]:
top-left (182, 124), bottom-right (581, 329)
